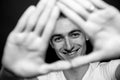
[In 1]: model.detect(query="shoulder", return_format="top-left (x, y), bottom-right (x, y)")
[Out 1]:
top-left (94, 60), bottom-right (120, 80)
top-left (95, 59), bottom-right (120, 70)
top-left (89, 60), bottom-right (120, 80)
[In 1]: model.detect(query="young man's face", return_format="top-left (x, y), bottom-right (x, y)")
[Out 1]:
top-left (51, 18), bottom-right (87, 60)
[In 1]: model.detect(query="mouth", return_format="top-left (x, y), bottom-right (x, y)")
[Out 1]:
top-left (69, 48), bottom-right (80, 56)
top-left (62, 48), bottom-right (81, 57)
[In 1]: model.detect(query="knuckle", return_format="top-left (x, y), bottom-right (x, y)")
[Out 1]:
top-left (37, 20), bottom-right (45, 27)
top-left (29, 5), bottom-right (36, 10)
top-left (38, 0), bottom-right (47, 7)
top-left (27, 19), bottom-right (36, 27)
top-left (50, 14), bottom-right (56, 20)
top-left (47, 1), bottom-right (53, 8)
top-left (41, 1), bottom-right (46, 7)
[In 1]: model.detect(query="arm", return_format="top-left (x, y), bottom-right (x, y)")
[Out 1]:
top-left (57, 0), bottom-right (120, 67)
top-left (2, 0), bottom-right (69, 78)
top-left (0, 68), bottom-right (38, 80)
top-left (0, 67), bottom-right (21, 80)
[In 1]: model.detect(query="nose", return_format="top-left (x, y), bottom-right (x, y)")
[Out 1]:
top-left (64, 37), bottom-right (73, 52)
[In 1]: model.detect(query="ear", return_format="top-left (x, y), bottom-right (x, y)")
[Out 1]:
top-left (85, 34), bottom-right (89, 41)
top-left (50, 41), bottom-right (54, 49)
top-left (82, 29), bottom-right (89, 41)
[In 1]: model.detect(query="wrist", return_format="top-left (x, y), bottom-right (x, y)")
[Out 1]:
top-left (0, 67), bottom-right (22, 80)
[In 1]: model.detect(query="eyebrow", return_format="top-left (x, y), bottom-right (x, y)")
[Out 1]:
top-left (69, 29), bottom-right (82, 34)
top-left (51, 30), bottom-right (82, 40)
top-left (51, 34), bottom-right (62, 40)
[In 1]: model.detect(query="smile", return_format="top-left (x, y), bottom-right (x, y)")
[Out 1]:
top-left (63, 48), bottom-right (80, 56)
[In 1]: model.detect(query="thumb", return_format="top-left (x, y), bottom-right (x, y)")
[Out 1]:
top-left (38, 60), bottom-right (72, 74)
top-left (37, 51), bottom-right (108, 74)
top-left (70, 51), bottom-right (105, 68)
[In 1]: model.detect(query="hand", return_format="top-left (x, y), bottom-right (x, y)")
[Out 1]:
top-left (2, 0), bottom-right (70, 78)
top-left (57, 0), bottom-right (120, 67)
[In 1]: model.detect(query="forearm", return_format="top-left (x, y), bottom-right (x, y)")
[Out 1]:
top-left (0, 67), bottom-right (22, 80)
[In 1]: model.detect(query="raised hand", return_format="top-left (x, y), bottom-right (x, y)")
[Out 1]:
top-left (2, 0), bottom-right (64, 78)
top-left (57, 0), bottom-right (120, 67)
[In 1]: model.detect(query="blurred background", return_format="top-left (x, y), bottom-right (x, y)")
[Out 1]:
top-left (1, 0), bottom-right (120, 69)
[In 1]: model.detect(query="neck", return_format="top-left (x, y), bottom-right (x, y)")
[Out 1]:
top-left (63, 63), bottom-right (89, 80)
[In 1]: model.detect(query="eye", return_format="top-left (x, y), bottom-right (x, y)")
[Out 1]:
top-left (70, 32), bottom-right (81, 38)
top-left (52, 36), bottom-right (63, 43)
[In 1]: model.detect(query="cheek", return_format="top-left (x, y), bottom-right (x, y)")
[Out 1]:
top-left (53, 42), bottom-right (64, 51)
top-left (73, 36), bottom-right (86, 45)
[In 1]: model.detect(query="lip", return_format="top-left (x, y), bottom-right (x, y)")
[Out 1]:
top-left (69, 48), bottom-right (80, 56)
top-left (63, 48), bottom-right (81, 57)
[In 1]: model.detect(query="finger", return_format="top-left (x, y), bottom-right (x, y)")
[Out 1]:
top-left (74, 0), bottom-right (97, 12)
top-left (90, 0), bottom-right (110, 9)
top-left (13, 5), bottom-right (35, 32)
top-left (35, 0), bottom-right (56, 35)
top-left (25, 0), bottom-right (48, 32)
top-left (38, 60), bottom-right (72, 74)
top-left (60, 0), bottom-right (89, 19)
top-left (42, 6), bottom-right (60, 43)
top-left (57, 2), bottom-right (86, 31)
top-left (70, 51), bottom-right (105, 67)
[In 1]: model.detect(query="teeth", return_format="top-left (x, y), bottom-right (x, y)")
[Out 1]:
top-left (67, 48), bottom-right (80, 56)
top-left (62, 48), bottom-right (80, 56)
top-left (68, 52), bottom-right (75, 56)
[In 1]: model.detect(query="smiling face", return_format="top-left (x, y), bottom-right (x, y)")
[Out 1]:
top-left (51, 17), bottom-right (87, 60)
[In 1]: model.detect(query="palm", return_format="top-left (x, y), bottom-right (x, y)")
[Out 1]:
top-left (3, 32), bottom-right (47, 77)
top-left (57, 0), bottom-right (120, 67)
top-left (2, 0), bottom-right (62, 78)
top-left (85, 6), bottom-right (120, 60)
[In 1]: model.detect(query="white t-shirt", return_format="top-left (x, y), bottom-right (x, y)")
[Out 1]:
top-left (37, 60), bottom-right (120, 80)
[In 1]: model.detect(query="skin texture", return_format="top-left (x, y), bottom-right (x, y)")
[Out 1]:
top-left (57, 0), bottom-right (120, 79)
top-left (51, 17), bottom-right (87, 60)
top-left (58, 0), bottom-right (120, 67)
top-left (50, 17), bottom-right (89, 80)
top-left (2, 0), bottom-right (71, 78)
top-left (1, 0), bottom-right (120, 79)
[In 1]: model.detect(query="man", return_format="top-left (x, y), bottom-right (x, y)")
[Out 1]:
top-left (0, 0), bottom-right (120, 80)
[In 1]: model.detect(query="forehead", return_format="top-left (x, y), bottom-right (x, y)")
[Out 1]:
top-left (53, 18), bottom-right (81, 35)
